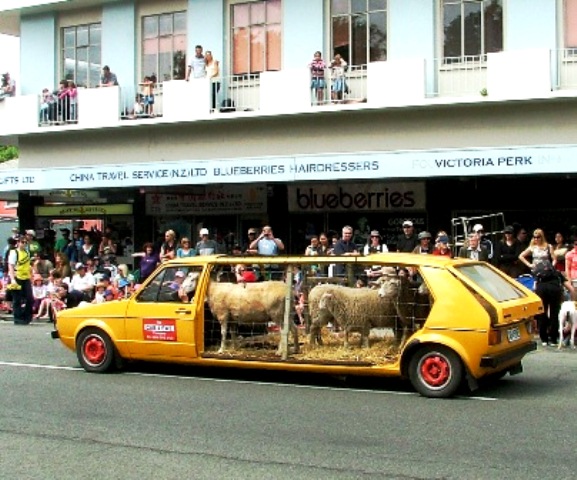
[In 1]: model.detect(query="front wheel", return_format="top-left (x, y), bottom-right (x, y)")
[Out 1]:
top-left (76, 328), bottom-right (116, 373)
top-left (408, 345), bottom-right (463, 398)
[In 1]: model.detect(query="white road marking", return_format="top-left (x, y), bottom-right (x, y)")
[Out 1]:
top-left (0, 360), bottom-right (498, 400)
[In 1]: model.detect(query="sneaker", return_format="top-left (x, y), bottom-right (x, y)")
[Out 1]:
top-left (549, 342), bottom-right (558, 347)
top-left (542, 342), bottom-right (548, 347)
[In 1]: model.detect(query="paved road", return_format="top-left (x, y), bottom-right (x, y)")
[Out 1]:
top-left (1, 321), bottom-right (576, 480)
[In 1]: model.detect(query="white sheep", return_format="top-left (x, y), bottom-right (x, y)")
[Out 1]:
top-left (312, 272), bottom-right (413, 348)
top-left (307, 283), bottom-right (340, 346)
top-left (207, 280), bottom-right (299, 355)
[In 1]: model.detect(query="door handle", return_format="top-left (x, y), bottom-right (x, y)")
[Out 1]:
top-left (175, 309), bottom-right (191, 315)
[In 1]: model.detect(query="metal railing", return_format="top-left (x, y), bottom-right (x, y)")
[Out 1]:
top-left (432, 55), bottom-right (488, 98)
top-left (310, 64), bottom-right (368, 106)
top-left (121, 82), bottom-right (163, 120)
top-left (217, 74), bottom-right (260, 113)
top-left (555, 48), bottom-right (577, 90)
top-left (38, 93), bottom-right (78, 126)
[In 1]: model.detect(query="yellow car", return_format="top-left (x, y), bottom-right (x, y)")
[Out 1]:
top-left (52, 254), bottom-right (542, 398)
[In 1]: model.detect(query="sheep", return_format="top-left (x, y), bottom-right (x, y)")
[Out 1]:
top-left (310, 271), bottom-right (414, 348)
top-left (207, 280), bottom-right (299, 355)
top-left (307, 283), bottom-right (340, 346)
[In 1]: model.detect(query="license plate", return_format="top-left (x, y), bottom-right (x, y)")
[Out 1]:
top-left (507, 326), bottom-right (521, 343)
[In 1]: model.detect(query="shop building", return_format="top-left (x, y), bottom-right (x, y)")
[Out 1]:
top-left (1, 0), bottom-right (577, 253)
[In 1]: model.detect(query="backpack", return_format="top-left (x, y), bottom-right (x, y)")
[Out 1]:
top-left (533, 260), bottom-right (557, 282)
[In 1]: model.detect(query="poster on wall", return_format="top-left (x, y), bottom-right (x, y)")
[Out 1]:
top-left (145, 185), bottom-right (267, 216)
top-left (287, 182), bottom-right (425, 213)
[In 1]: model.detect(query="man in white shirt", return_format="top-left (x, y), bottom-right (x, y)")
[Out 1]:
top-left (70, 262), bottom-right (95, 300)
top-left (185, 45), bottom-right (207, 80)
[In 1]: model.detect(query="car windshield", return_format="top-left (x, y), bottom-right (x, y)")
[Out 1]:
top-left (455, 264), bottom-right (526, 302)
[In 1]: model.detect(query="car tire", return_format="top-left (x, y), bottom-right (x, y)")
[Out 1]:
top-left (409, 345), bottom-right (463, 398)
top-left (76, 328), bottom-right (116, 373)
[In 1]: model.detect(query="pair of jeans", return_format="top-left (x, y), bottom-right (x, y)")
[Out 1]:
top-left (12, 278), bottom-right (33, 324)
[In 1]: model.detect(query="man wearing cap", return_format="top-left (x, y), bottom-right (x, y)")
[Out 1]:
top-left (196, 228), bottom-right (219, 255)
top-left (8, 236), bottom-right (34, 325)
top-left (363, 230), bottom-right (388, 256)
top-left (472, 223), bottom-right (494, 260)
top-left (70, 262), bottom-right (96, 300)
top-left (397, 220), bottom-right (418, 253)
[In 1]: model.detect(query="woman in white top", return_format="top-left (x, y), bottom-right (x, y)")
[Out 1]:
top-left (518, 228), bottom-right (555, 270)
top-left (205, 51), bottom-right (220, 111)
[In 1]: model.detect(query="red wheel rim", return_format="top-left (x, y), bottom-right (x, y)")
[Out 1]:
top-left (419, 353), bottom-right (451, 388)
top-left (83, 336), bottom-right (106, 365)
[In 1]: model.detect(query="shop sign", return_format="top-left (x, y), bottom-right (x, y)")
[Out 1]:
top-left (35, 204), bottom-right (133, 216)
top-left (287, 182), bottom-right (425, 212)
top-left (42, 189), bottom-right (100, 201)
top-left (145, 186), bottom-right (267, 215)
top-left (4, 144), bottom-right (577, 192)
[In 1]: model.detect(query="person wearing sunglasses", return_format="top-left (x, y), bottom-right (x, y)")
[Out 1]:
top-left (518, 228), bottom-right (555, 272)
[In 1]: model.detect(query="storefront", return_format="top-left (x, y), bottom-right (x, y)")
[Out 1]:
top-left (6, 141), bottom-right (577, 253)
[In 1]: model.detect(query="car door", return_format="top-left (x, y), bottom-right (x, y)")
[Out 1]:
top-left (124, 265), bottom-right (203, 359)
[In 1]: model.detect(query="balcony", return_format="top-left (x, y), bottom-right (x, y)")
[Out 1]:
top-left (2, 48), bottom-right (577, 140)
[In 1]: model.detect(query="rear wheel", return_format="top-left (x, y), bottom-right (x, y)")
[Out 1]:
top-left (76, 328), bottom-right (116, 373)
top-left (409, 345), bottom-right (463, 398)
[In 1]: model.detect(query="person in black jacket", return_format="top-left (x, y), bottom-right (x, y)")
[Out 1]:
top-left (493, 225), bottom-right (524, 277)
top-left (533, 260), bottom-right (566, 347)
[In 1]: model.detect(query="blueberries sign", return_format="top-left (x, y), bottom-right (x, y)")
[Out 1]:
top-left (287, 182), bottom-right (425, 212)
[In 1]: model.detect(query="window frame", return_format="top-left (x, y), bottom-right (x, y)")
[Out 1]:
top-left (230, 0), bottom-right (282, 76)
top-left (329, 0), bottom-right (388, 67)
top-left (141, 11), bottom-right (187, 82)
top-left (61, 22), bottom-right (102, 88)
top-left (440, 0), bottom-right (503, 65)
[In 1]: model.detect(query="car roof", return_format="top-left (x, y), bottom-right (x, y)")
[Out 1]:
top-left (163, 253), bottom-right (475, 268)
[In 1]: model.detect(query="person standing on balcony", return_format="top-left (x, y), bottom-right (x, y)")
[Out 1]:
top-left (56, 80), bottom-right (70, 123)
top-left (330, 54), bottom-right (348, 103)
top-left (139, 75), bottom-right (155, 117)
top-left (100, 66), bottom-right (119, 87)
top-left (0, 72), bottom-right (16, 101)
top-left (205, 51), bottom-right (220, 111)
top-left (185, 45), bottom-right (206, 81)
top-left (309, 51), bottom-right (327, 105)
top-left (67, 80), bottom-right (78, 122)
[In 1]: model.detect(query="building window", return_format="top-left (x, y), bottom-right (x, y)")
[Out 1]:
top-left (331, 0), bottom-right (387, 65)
top-left (62, 23), bottom-right (102, 88)
top-left (565, 0), bottom-right (577, 48)
top-left (142, 12), bottom-right (187, 81)
top-left (442, 0), bottom-right (502, 61)
top-left (231, 0), bottom-right (281, 75)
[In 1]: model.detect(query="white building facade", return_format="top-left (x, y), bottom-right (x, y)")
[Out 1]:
top-left (1, 0), bottom-right (577, 252)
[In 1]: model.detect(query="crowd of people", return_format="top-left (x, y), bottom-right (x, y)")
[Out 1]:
top-left (1, 226), bottom-right (134, 325)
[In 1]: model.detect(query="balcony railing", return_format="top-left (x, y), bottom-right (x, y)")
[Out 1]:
top-left (432, 55), bottom-right (488, 98)
top-left (555, 48), bottom-right (577, 90)
top-left (121, 82), bottom-right (164, 120)
top-left (4, 49), bottom-right (577, 138)
top-left (219, 74), bottom-right (260, 113)
top-left (39, 92), bottom-right (78, 126)
top-left (310, 64), bottom-right (368, 106)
